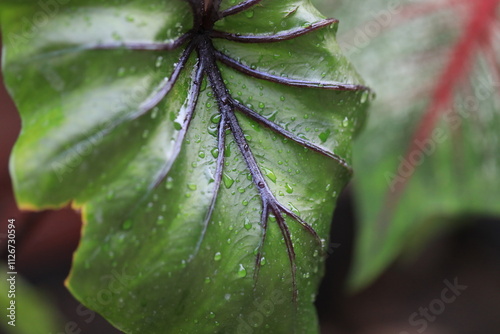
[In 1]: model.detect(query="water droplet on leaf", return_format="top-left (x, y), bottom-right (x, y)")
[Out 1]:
top-left (122, 219), bottom-right (133, 230)
top-left (156, 216), bottom-right (165, 225)
top-left (319, 129), bottom-right (331, 143)
top-left (360, 90), bottom-right (370, 103)
top-left (211, 148), bottom-right (219, 158)
top-left (238, 264), bottom-right (247, 277)
top-left (155, 56), bottom-right (163, 68)
top-left (244, 220), bottom-right (252, 230)
top-left (117, 67), bottom-right (126, 77)
top-left (165, 177), bottom-right (174, 190)
top-left (222, 173), bottom-right (234, 188)
top-left (262, 167), bottom-right (277, 183)
top-left (210, 113), bottom-right (221, 124)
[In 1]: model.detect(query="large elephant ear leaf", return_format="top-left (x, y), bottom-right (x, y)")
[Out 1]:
top-left (1, 0), bottom-right (370, 333)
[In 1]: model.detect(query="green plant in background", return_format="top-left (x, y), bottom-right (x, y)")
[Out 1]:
top-left (318, 0), bottom-right (500, 290)
top-left (1, 0), bottom-right (369, 333)
top-left (0, 266), bottom-right (63, 334)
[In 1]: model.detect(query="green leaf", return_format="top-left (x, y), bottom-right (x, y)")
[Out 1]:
top-left (0, 268), bottom-right (63, 334)
top-left (321, 0), bottom-right (500, 290)
top-left (2, 1), bottom-right (369, 333)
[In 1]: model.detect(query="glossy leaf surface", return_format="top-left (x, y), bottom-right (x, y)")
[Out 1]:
top-left (1, 1), bottom-right (369, 332)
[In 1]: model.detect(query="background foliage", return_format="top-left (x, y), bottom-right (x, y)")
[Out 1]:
top-left (316, 0), bottom-right (500, 290)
